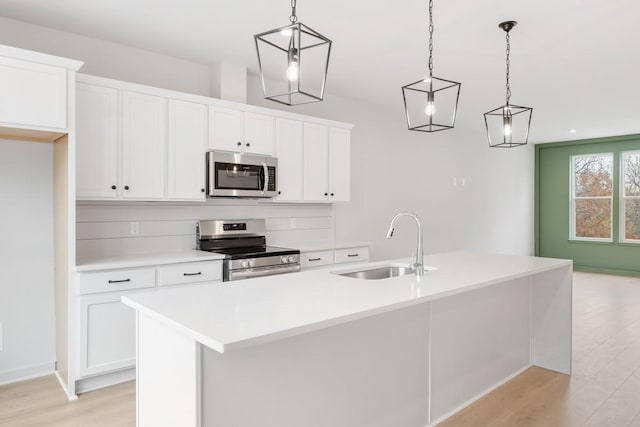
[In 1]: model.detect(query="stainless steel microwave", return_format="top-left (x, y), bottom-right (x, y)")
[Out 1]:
top-left (206, 151), bottom-right (277, 198)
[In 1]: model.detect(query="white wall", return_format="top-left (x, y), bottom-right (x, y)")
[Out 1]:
top-left (0, 140), bottom-right (55, 384)
top-left (0, 16), bottom-right (212, 96)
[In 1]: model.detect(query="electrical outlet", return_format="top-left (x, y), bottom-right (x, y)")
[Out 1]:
top-left (130, 222), bottom-right (140, 236)
top-left (0, 322), bottom-right (3, 352)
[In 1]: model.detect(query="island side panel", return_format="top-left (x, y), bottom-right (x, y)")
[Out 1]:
top-left (429, 277), bottom-right (532, 424)
top-left (137, 312), bottom-right (201, 427)
top-left (200, 303), bottom-right (431, 427)
top-left (531, 264), bottom-right (572, 374)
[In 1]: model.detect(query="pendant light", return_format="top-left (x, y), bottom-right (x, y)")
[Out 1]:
top-left (484, 21), bottom-right (532, 148)
top-left (401, 0), bottom-right (461, 132)
top-left (254, 0), bottom-right (332, 106)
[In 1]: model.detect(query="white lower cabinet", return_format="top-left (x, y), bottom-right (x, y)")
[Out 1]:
top-left (301, 246), bottom-right (369, 270)
top-left (334, 247), bottom-right (369, 264)
top-left (79, 291), bottom-right (138, 378)
top-left (157, 261), bottom-right (222, 287)
top-left (76, 260), bottom-right (223, 380)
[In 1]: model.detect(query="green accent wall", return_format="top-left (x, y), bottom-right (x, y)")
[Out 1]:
top-left (535, 134), bottom-right (640, 275)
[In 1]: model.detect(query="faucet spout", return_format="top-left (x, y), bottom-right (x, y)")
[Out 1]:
top-left (385, 212), bottom-right (424, 277)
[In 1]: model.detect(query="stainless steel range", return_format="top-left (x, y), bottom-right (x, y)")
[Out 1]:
top-left (197, 219), bottom-right (300, 282)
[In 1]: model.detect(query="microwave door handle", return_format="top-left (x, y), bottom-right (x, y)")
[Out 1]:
top-left (260, 162), bottom-right (269, 195)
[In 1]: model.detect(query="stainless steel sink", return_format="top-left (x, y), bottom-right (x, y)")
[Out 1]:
top-left (337, 265), bottom-right (416, 280)
top-left (334, 263), bottom-right (438, 280)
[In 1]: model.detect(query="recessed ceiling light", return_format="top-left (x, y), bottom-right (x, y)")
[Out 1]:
top-left (569, 129), bottom-right (577, 133)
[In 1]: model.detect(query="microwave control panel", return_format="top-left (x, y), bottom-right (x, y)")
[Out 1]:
top-left (267, 166), bottom-right (276, 191)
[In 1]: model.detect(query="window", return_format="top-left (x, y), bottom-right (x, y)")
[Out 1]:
top-left (570, 153), bottom-right (613, 241)
top-left (621, 151), bottom-right (640, 242)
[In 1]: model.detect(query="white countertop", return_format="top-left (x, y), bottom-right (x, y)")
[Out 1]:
top-left (276, 240), bottom-right (370, 252)
top-left (76, 250), bottom-right (226, 272)
top-left (122, 251), bottom-right (572, 354)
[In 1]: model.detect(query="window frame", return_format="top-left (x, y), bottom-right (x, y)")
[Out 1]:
top-left (620, 150), bottom-right (640, 244)
top-left (569, 152), bottom-right (614, 242)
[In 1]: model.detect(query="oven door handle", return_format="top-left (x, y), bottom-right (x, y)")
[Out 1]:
top-left (228, 264), bottom-right (300, 281)
top-left (260, 161), bottom-right (269, 195)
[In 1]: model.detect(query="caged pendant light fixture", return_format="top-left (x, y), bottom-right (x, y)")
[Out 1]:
top-left (253, 0), bottom-right (332, 106)
top-left (484, 21), bottom-right (532, 148)
top-left (401, 0), bottom-right (461, 132)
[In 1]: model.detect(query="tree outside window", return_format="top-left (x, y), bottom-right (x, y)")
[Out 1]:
top-left (622, 151), bottom-right (640, 242)
top-left (571, 154), bottom-right (613, 241)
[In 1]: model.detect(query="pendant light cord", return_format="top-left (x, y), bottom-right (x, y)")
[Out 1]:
top-left (505, 31), bottom-right (511, 105)
top-left (428, 0), bottom-right (434, 77)
top-left (290, 0), bottom-right (298, 23)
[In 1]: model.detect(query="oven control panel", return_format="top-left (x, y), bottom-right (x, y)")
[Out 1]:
top-left (223, 223), bottom-right (247, 231)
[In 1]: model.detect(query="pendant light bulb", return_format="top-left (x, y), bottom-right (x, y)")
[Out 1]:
top-left (425, 92), bottom-right (436, 117)
top-left (503, 114), bottom-right (512, 136)
top-left (286, 47), bottom-right (299, 82)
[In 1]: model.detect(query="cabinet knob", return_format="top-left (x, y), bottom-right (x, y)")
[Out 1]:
top-left (124, 185), bottom-right (130, 190)
top-left (111, 185), bottom-right (117, 190)
top-left (246, 143), bottom-right (250, 147)
top-left (330, 193), bottom-right (335, 196)
top-left (237, 142), bottom-right (242, 146)
top-left (201, 188), bottom-right (205, 193)
top-left (324, 192), bottom-right (328, 196)
top-left (278, 191), bottom-right (281, 195)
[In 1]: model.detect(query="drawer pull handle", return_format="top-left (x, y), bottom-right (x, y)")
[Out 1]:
top-left (183, 272), bottom-right (202, 276)
top-left (308, 257), bottom-right (321, 262)
top-left (347, 254), bottom-right (359, 257)
top-left (108, 279), bottom-right (131, 284)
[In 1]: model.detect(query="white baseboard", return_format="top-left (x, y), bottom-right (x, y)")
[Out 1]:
top-left (54, 370), bottom-right (78, 401)
top-left (0, 361), bottom-right (55, 386)
top-left (75, 367), bottom-right (135, 394)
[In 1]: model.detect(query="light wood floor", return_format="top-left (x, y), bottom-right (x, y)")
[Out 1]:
top-left (1, 271), bottom-right (640, 426)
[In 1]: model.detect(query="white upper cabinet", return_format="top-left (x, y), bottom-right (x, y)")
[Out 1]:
top-left (328, 128), bottom-right (351, 202)
top-left (275, 118), bottom-right (304, 201)
top-left (303, 124), bottom-right (351, 203)
top-left (167, 100), bottom-right (207, 201)
top-left (303, 123), bottom-right (330, 202)
top-left (76, 83), bottom-right (119, 199)
top-left (121, 92), bottom-right (166, 200)
top-left (75, 74), bottom-right (351, 204)
top-left (0, 56), bottom-right (67, 129)
top-left (208, 106), bottom-right (243, 152)
top-left (209, 108), bottom-right (275, 156)
top-left (243, 112), bottom-right (275, 156)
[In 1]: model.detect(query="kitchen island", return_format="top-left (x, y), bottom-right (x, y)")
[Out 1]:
top-left (122, 251), bottom-right (572, 427)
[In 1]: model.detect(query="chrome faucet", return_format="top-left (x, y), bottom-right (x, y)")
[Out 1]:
top-left (386, 212), bottom-right (424, 277)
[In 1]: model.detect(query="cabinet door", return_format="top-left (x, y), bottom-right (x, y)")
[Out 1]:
top-left (167, 100), bottom-right (207, 201)
top-left (209, 106), bottom-right (243, 152)
top-left (275, 118), bottom-right (304, 201)
top-left (303, 123), bottom-right (329, 202)
top-left (243, 112), bottom-right (275, 156)
top-left (76, 83), bottom-right (119, 199)
top-left (328, 128), bottom-right (351, 202)
top-left (78, 293), bottom-right (136, 378)
top-left (0, 56), bottom-right (67, 129)
top-left (121, 91), bottom-right (166, 199)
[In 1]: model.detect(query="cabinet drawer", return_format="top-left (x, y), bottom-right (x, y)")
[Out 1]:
top-left (157, 261), bottom-right (222, 286)
top-left (335, 247), bottom-right (370, 264)
top-left (78, 268), bottom-right (156, 295)
top-left (301, 250), bottom-right (334, 268)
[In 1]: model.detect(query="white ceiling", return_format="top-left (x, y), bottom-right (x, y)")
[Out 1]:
top-left (0, 0), bottom-right (638, 142)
